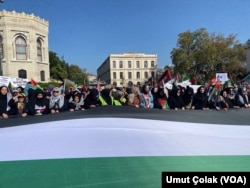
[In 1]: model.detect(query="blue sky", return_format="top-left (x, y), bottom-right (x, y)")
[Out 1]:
top-left (1, 0), bottom-right (250, 74)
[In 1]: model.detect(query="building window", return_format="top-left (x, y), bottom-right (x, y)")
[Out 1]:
top-left (113, 72), bottom-right (116, 79)
top-left (113, 61), bottom-right (116, 68)
top-left (144, 61), bottom-right (148, 68)
top-left (128, 72), bottom-right (132, 79)
top-left (136, 72), bottom-right (140, 79)
top-left (15, 36), bottom-right (27, 60)
top-left (37, 38), bottom-right (42, 62)
top-left (18, 69), bottom-right (27, 78)
top-left (0, 35), bottom-right (3, 60)
top-left (144, 72), bottom-right (148, 79)
top-left (128, 61), bottom-right (132, 68)
top-left (151, 61), bottom-right (154, 68)
top-left (119, 61), bottom-right (123, 68)
top-left (151, 71), bottom-right (155, 78)
top-left (136, 61), bottom-right (140, 68)
top-left (40, 70), bottom-right (45, 81)
top-left (120, 72), bottom-right (123, 79)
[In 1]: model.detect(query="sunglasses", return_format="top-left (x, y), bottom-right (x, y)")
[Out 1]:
top-left (53, 91), bottom-right (59, 93)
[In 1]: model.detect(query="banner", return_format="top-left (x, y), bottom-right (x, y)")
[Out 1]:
top-left (0, 76), bottom-right (11, 86)
top-left (216, 73), bottom-right (228, 84)
top-left (10, 78), bottom-right (29, 88)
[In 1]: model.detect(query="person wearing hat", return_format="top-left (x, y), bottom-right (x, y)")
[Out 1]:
top-left (8, 93), bottom-right (28, 117)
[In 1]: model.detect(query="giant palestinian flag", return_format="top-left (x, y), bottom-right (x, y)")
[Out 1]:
top-left (1, 106), bottom-right (250, 187)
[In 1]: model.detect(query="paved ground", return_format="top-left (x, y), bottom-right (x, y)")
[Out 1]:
top-left (2, 106), bottom-right (250, 128)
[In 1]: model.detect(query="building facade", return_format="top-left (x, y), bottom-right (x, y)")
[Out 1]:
top-left (0, 10), bottom-right (50, 82)
top-left (97, 52), bottom-right (157, 87)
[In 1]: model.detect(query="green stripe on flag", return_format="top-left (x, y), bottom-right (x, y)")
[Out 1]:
top-left (1, 155), bottom-right (250, 188)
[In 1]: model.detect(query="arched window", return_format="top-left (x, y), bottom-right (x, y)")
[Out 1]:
top-left (15, 36), bottom-right (27, 60)
top-left (144, 72), bottom-right (148, 79)
top-left (40, 70), bottom-right (45, 81)
top-left (144, 61), bottom-right (148, 68)
top-left (37, 38), bottom-right (42, 62)
top-left (18, 69), bottom-right (27, 78)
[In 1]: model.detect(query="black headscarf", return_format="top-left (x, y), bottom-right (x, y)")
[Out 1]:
top-left (0, 86), bottom-right (8, 114)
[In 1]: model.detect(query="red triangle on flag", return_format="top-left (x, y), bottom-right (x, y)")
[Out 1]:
top-left (31, 78), bottom-right (37, 86)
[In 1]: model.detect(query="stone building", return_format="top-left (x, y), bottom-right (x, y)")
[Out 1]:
top-left (0, 10), bottom-right (50, 82)
top-left (97, 52), bottom-right (157, 87)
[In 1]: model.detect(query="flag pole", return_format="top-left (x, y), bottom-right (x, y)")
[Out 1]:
top-left (63, 79), bottom-right (66, 94)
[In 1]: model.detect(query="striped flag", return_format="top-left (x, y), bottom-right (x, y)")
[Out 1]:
top-left (242, 73), bottom-right (250, 82)
top-left (158, 69), bottom-right (172, 84)
top-left (1, 116), bottom-right (250, 187)
top-left (30, 78), bottom-right (43, 91)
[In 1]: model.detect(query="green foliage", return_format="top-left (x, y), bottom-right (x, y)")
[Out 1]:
top-left (37, 82), bottom-right (62, 88)
top-left (49, 51), bottom-right (88, 85)
top-left (171, 28), bottom-right (246, 84)
top-left (49, 51), bottom-right (68, 81)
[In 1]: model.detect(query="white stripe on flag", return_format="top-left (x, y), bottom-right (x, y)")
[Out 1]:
top-left (0, 118), bottom-right (250, 162)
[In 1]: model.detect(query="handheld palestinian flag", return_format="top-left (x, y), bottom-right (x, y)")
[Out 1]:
top-left (31, 78), bottom-right (43, 91)
top-left (242, 73), bottom-right (250, 82)
top-left (178, 75), bottom-right (194, 87)
top-left (223, 79), bottom-right (234, 88)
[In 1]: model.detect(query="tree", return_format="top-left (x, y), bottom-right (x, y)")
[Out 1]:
top-left (68, 65), bottom-right (88, 84)
top-left (49, 51), bottom-right (68, 81)
top-left (171, 28), bottom-right (246, 84)
top-left (49, 51), bottom-right (88, 85)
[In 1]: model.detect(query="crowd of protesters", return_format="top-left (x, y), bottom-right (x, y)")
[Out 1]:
top-left (0, 79), bottom-right (250, 119)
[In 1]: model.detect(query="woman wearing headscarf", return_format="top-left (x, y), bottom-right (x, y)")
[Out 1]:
top-left (191, 86), bottom-right (209, 110)
top-left (183, 86), bottom-right (194, 109)
top-left (168, 87), bottom-right (185, 110)
top-left (83, 88), bottom-right (99, 109)
top-left (49, 87), bottom-right (66, 113)
top-left (68, 93), bottom-right (85, 111)
top-left (26, 89), bottom-right (50, 115)
top-left (0, 85), bottom-right (12, 119)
